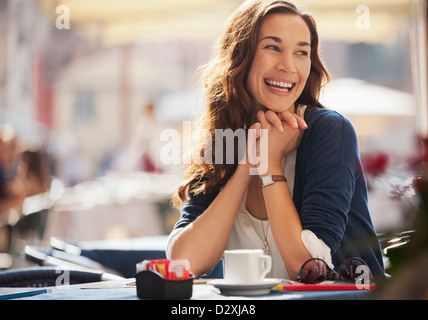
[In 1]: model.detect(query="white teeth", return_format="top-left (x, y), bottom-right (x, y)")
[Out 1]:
top-left (265, 79), bottom-right (293, 89)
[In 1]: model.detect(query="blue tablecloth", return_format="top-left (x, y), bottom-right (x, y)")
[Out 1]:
top-left (13, 278), bottom-right (374, 300)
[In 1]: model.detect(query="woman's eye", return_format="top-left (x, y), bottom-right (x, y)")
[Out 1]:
top-left (264, 45), bottom-right (280, 52)
top-left (297, 50), bottom-right (309, 56)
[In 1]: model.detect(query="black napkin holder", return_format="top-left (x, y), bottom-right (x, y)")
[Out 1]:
top-left (136, 270), bottom-right (194, 299)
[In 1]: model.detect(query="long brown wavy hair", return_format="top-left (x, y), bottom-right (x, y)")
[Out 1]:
top-left (172, 0), bottom-right (330, 207)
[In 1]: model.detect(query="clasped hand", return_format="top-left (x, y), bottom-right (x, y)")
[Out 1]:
top-left (246, 110), bottom-right (307, 175)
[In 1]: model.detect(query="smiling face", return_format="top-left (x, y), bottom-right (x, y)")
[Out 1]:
top-left (246, 13), bottom-right (312, 113)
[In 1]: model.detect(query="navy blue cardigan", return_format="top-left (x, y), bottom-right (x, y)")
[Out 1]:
top-left (173, 108), bottom-right (385, 280)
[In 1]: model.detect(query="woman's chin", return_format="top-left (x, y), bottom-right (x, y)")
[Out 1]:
top-left (261, 105), bottom-right (293, 114)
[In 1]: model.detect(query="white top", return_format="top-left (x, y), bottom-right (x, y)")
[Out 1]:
top-left (166, 106), bottom-right (333, 279)
top-left (225, 149), bottom-right (332, 279)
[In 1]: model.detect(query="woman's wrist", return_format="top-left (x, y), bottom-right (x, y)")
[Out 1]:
top-left (259, 161), bottom-right (283, 176)
top-left (236, 163), bottom-right (253, 184)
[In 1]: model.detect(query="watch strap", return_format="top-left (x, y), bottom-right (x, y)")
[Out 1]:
top-left (260, 174), bottom-right (287, 187)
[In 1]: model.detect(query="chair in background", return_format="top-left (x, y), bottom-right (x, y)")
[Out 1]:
top-left (0, 266), bottom-right (112, 287)
top-left (24, 244), bottom-right (123, 278)
top-left (0, 244), bottom-right (124, 287)
top-left (8, 207), bottom-right (50, 267)
top-left (377, 230), bottom-right (415, 273)
top-left (28, 236), bottom-right (224, 279)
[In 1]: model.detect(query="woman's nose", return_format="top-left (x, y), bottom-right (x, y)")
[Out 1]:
top-left (276, 53), bottom-right (297, 73)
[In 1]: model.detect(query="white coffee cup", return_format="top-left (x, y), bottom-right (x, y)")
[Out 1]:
top-left (223, 249), bottom-right (272, 284)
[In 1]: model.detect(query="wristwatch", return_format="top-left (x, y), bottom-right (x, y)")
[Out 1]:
top-left (259, 174), bottom-right (287, 187)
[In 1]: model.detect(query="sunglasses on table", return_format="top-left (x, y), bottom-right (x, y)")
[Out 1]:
top-left (296, 257), bottom-right (374, 284)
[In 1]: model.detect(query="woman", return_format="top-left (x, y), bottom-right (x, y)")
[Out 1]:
top-left (166, 0), bottom-right (384, 281)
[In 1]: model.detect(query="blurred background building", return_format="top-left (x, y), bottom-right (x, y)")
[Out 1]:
top-left (0, 0), bottom-right (426, 270)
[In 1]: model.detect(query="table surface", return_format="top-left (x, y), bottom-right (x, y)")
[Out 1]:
top-left (12, 278), bottom-right (373, 300)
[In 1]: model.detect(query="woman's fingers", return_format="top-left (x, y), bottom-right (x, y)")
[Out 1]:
top-left (248, 121), bottom-right (261, 139)
top-left (279, 111), bottom-right (298, 129)
top-left (296, 113), bottom-right (308, 129)
top-left (264, 110), bottom-right (284, 132)
top-left (278, 111), bottom-right (307, 129)
top-left (247, 122), bottom-right (261, 167)
top-left (258, 110), bottom-right (284, 132)
top-left (257, 109), bottom-right (308, 132)
top-left (257, 110), bottom-right (270, 129)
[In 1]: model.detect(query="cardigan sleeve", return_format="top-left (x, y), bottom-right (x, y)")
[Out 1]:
top-left (297, 110), bottom-right (360, 254)
top-left (172, 190), bottom-right (219, 229)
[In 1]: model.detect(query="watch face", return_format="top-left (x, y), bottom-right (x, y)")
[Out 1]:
top-left (261, 174), bottom-right (274, 186)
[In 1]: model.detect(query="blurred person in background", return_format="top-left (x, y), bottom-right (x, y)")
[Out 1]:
top-left (0, 123), bottom-right (51, 253)
top-left (0, 123), bottom-right (25, 253)
top-left (17, 148), bottom-right (51, 197)
top-left (0, 123), bottom-right (51, 218)
top-left (0, 124), bottom-right (25, 218)
top-left (115, 101), bottom-right (164, 173)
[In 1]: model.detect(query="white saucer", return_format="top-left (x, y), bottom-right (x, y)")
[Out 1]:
top-left (208, 278), bottom-right (282, 296)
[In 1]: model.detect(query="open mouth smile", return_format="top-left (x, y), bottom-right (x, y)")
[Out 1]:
top-left (264, 78), bottom-right (296, 93)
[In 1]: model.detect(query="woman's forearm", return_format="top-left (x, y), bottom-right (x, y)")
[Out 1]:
top-left (261, 163), bottom-right (311, 280)
top-left (170, 164), bottom-right (252, 277)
